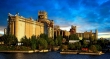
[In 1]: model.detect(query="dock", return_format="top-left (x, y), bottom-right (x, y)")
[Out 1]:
top-left (60, 51), bottom-right (104, 55)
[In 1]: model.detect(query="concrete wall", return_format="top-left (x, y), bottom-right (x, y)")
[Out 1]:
top-left (17, 19), bottom-right (25, 41)
top-left (8, 15), bottom-right (45, 42)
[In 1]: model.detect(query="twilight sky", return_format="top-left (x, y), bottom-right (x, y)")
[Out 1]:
top-left (0, 0), bottom-right (110, 38)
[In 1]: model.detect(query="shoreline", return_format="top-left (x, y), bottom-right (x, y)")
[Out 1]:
top-left (0, 50), bottom-right (48, 53)
top-left (0, 50), bottom-right (34, 53)
top-left (0, 50), bottom-right (104, 55)
top-left (60, 51), bottom-right (104, 55)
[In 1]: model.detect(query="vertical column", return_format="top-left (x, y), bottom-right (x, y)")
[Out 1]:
top-left (12, 21), bottom-right (14, 35)
top-left (52, 26), bottom-right (54, 39)
top-left (4, 28), bottom-right (7, 35)
top-left (62, 31), bottom-right (63, 36)
top-left (55, 30), bottom-right (57, 37)
top-left (58, 30), bottom-right (60, 36)
top-left (48, 27), bottom-right (50, 37)
top-left (95, 29), bottom-right (98, 40)
top-left (10, 22), bottom-right (13, 34)
top-left (9, 22), bottom-right (11, 34)
top-left (29, 22), bottom-right (30, 38)
top-left (29, 21), bottom-right (31, 38)
top-left (15, 16), bottom-right (19, 41)
top-left (24, 19), bottom-right (26, 36)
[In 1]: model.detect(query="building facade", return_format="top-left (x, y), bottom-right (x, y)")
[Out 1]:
top-left (70, 25), bottom-right (98, 40)
top-left (54, 25), bottom-right (70, 38)
top-left (6, 11), bottom-right (98, 41)
top-left (7, 11), bottom-right (54, 41)
top-left (54, 25), bottom-right (98, 40)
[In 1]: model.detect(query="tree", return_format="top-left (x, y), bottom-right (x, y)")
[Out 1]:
top-left (56, 35), bottom-right (63, 46)
top-left (89, 45), bottom-right (98, 52)
top-left (89, 36), bottom-right (97, 45)
top-left (55, 39), bottom-right (58, 46)
top-left (69, 34), bottom-right (79, 40)
top-left (2, 34), bottom-right (18, 45)
top-left (30, 35), bottom-right (37, 50)
top-left (68, 43), bottom-right (75, 49)
top-left (95, 45), bottom-right (102, 51)
top-left (82, 39), bottom-right (88, 47)
top-left (40, 34), bottom-right (48, 40)
top-left (38, 38), bottom-right (48, 49)
top-left (74, 42), bottom-right (81, 50)
top-left (50, 40), bottom-right (55, 46)
top-left (47, 38), bottom-right (53, 45)
top-left (21, 36), bottom-right (31, 47)
top-left (61, 44), bottom-right (68, 51)
top-left (49, 40), bottom-right (55, 49)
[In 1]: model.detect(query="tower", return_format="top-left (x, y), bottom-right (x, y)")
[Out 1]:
top-left (95, 29), bottom-right (98, 39)
top-left (37, 11), bottom-right (54, 38)
top-left (38, 11), bottom-right (47, 22)
top-left (70, 25), bottom-right (76, 34)
top-left (4, 28), bottom-right (7, 34)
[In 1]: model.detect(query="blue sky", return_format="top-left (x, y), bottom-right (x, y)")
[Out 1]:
top-left (0, 0), bottom-right (110, 38)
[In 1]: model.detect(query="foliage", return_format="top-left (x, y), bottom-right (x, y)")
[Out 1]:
top-left (82, 39), bottom-right (88, 47)
top-left (18, 46), bottom-right (31, 50)
top-left (55, 39), bottom-right (58, 46)
top-left (40, 34), bottom-right (48, 40)
top-left (47, 38), bottom-right (53, 45)
top-left (68, 43), bottom-right (75, 49)
top-left (56, 35), bottom-right (63, 46)
top-left (61, 44), bottom-right (68, 51)
top-left (95, 45), bottom-right (102, 51)
top-left (21, 36), bottom-right (31, 47)
top-left (69, 34), bottom-right (79, 40)
top-left (74, 42), bottom-right (81, 50)
top-left (50, 40), bottom-right (55, 46)
top-left (89, 45), bottom-right (98, 52)
top-left (30, 35), bottom-right (37, 50)
top-left (0, 45), bottom-right (31, 51)
top-left (38, 38), bottom-right (48, 49)
top-left (2, 34), bottom-right (18, 45)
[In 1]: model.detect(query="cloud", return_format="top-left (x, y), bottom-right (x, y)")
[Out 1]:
top-left (0, 0), bottom-right (110, 38)
top-left (98, 32), bottom-right (110, 38)
top-left (0, 26), bottom-right (6, 34)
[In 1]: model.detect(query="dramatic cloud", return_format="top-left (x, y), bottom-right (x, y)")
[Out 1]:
top-left (0, 0), bottom-right (110, 38)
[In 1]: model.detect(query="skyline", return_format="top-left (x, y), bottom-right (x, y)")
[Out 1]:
top-left (0, 0), bottom-right (110, 38)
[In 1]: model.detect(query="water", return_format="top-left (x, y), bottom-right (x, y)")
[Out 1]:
top-left (0, 52), bottom-right (110, 59)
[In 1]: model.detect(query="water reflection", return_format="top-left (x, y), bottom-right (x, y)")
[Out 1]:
top-left (15, 53), bottom-right (24, 59)
top-left (0, 52), bottom-right (110, 59)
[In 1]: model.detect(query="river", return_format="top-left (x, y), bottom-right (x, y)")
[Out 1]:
top-left (0, 52), bottom-right (110, 59)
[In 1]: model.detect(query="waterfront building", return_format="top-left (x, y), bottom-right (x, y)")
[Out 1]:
top-left (7, 11), bottom-right (54, 41)
top-left (4, 28), bottom-right (7, 35)
top-left (6, 11), bottom-right (98, 41)
top-left (54, 25), bottom-right (70, 38)
top-left (69, 25), bottom-right (98, 40)
top-left (54, 25), bottom-right (98, 40)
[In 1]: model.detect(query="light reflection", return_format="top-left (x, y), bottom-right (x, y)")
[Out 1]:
top-left (15, 53), bottom-right (24, 59)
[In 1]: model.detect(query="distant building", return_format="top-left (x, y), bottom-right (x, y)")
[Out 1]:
top-left (54, 25), bottom-right (70, 38)
top-left (54, 25), bottom-right (98, 40)
top-left (70, 25), bottom-right (98, 40)
top-left (4, 28), bottom-right (7, 34)
top-left (7, 11), bottom-right (54, 41)
top-left (70, 25), bottom-right (76, 34)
